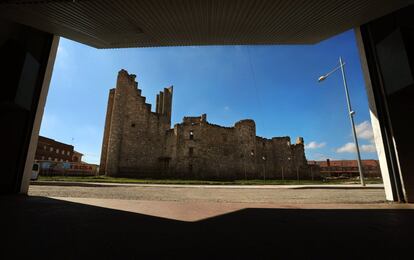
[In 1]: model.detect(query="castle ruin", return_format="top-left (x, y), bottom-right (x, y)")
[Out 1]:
top-left (100, 69), bottom-right (310, 179)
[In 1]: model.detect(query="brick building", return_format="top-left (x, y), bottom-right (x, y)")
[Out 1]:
top-left (100, 70), bottom-right (311, 179)
top-left (308, 159), bottom-right (381, 178)
top-left (35, 136), bottom-right (82, 163)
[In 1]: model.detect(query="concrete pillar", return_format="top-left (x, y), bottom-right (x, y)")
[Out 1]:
top-left (355, 5), bottom-right (414, 202)
top-left (20, 35), bottom-right (60, 194)
top-left (355, 28), bottom-right (396, 201)
top-left (0, 18), bottom-right (59, 194)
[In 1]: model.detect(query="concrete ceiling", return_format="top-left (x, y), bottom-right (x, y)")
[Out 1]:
top-left (1, 0), bottom-right (413, 48)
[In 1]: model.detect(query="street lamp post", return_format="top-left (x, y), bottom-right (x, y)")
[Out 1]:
top-left (282, 157), bottom-right (291, 181)
top-left (245, 150), bottom-right (254, 180)
top-left (311, 166), bottom-right (314, 181)
top-left (244, 161), bottom-right (247, 180)
top-left (243, 152), bottom-right (247, 180)
top-left (296, 166), bottom-right (299, 181)
top-left (318, 56), bottom-right (365, 186)
top-left (262, 156), bottom-right (266, 181)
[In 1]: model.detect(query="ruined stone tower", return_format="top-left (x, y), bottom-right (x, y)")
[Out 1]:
top-left (100, 69), bottom-right (311, 179)
top-left (99, 69), bottom-right (172, 176)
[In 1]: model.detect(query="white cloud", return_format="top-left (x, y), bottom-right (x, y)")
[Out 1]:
top-left (336, 142), bottom-right (356, 153)
top-left (336, 120), bottom-right (376, 153)
top-left (356, 121), bottom-right (374, 141)
top-left (361, 144), bottom-right (377, 153)
top-left (305, 141), bottom-right (326, 149)
top-left (336, 121), bottom-right (377, 154)
top-left (224, 106), bottom-right (230, 111)
top-left (336, 142), bottom-right (377, 153)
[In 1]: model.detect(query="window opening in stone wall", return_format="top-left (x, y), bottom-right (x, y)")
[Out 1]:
top-left (189, 130), bottom-right (194, 140)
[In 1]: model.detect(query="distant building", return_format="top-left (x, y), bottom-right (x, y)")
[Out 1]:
top-left (308, 159), bottom-right (381, 178)
top-left (35, 136), bottom-right (74, 162)
top-left (35, 136), bottom-right (84, 163)
top-left (34, 136), bottom-right (97, 176)
top-left (72, 151), bottom-right (83, 163)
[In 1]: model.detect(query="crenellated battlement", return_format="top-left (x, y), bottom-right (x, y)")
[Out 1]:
top-left (235, 119), bottom-right (255, 128)
top-left (116, 69), bottom-right (173, 120)
top-left (117, 69), bottom-right (138, 88)
top-left (182, 114), bottom-right (206, 125)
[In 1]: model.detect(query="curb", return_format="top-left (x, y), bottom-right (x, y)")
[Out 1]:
top-left (30, 181), bottom-right (122, 188)
top-left (30, 181), bottom-right (384, 190)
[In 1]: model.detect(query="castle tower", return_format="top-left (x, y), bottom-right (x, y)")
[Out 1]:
top-left (155, 86), bottom-right (173, 125)
top-left (163, 86), bottom-right (173, 124)
top-left (100, 69), bottom-right (174, 177)
top-left (156, 91), bottom-right (164, 114)
top-left (104, 69), bottom-right (136, 176)
top-left (235, 119), bottom-right (257, 175)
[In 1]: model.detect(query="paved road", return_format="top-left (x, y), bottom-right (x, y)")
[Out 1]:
top-left (29, 183), bottom-right (386, 204)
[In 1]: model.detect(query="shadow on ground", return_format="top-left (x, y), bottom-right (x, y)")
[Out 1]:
top-left (1, 195), bottom-right (412, 259)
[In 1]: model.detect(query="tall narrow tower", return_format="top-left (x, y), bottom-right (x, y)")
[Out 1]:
top-left (155, 86), bottom-right (173, 125)
top-left (100, 70), bottom-right (174, 177)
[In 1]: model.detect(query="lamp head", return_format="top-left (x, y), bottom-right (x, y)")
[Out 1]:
top-left (318, 75), bottom-right (327, 82)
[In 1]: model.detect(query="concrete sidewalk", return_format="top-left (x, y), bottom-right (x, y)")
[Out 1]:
top-left (31, 180), bottom-right (384, 189)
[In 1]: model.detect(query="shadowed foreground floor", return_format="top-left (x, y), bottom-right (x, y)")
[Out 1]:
top-left (2, 195), bottom-right (413, 259)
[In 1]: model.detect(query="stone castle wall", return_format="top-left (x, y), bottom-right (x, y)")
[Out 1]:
top-left (99, 89), bottom-right (114, 174)
top-left (100, 70), bottom-right (312, 179)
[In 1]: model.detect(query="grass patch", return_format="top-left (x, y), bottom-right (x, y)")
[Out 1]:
top-left (36, 175), bottom-right (383, 185)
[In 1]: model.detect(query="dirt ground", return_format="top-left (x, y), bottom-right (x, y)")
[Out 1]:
top-left (29, 184), bottom-right (386, 204)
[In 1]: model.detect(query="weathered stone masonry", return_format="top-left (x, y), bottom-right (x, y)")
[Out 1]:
top-left (100, 70), bottom-right (311, 179)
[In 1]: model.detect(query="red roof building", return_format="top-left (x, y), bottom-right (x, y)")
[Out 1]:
top-left (308, 159), bottom-right (381, 178)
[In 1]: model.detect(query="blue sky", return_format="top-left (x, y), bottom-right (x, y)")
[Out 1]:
top-left (41, 29), bottom-right (378, 164)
